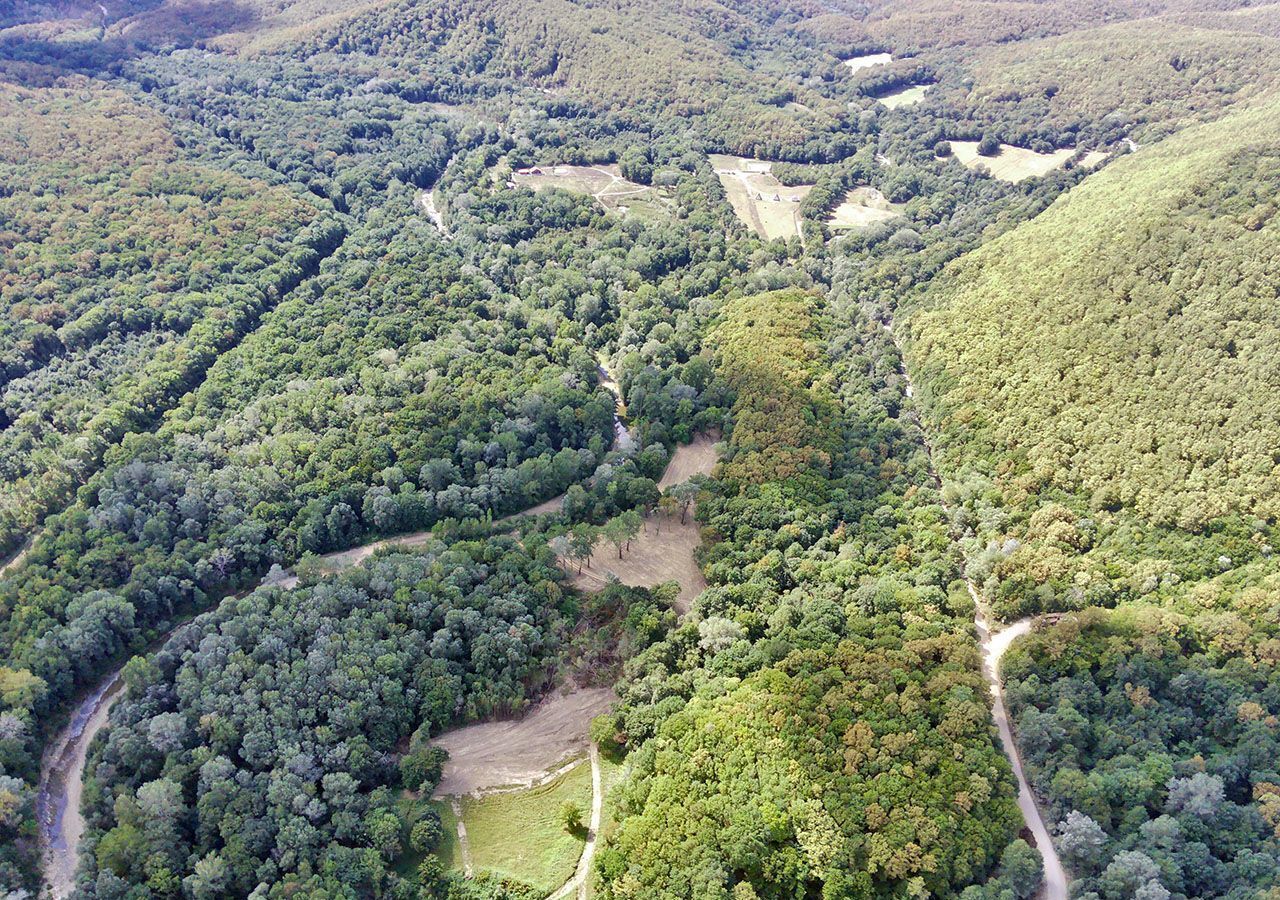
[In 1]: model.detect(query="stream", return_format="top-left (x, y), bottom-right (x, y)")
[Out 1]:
top-left (34, 363), bottom-right (637, 897)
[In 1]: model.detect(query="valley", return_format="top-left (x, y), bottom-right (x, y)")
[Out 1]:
top-left (1, 2), bottom-right (1279, 899)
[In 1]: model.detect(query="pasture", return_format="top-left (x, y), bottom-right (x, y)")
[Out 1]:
top-left (950, 141), bottom-right (1077, 181)
top-left (510, 164), bottom-right (673, 221)
top-left (877, 84), bottom-right (931, 108)
top-left (453, 760), bottom-right (594, 893)
top-left (826, 186), bottom-right (903, 230)
top-left (710, 154), bottom-right (812, 240)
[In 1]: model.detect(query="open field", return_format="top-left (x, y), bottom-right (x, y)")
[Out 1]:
top-left (843, 52), bottom-right (892, 72)
top-left (456, 759), bottom-right (593, 893)
top-left (1078, 150), bottom-right (1110, 168)
top-left (431, 688), bottom-right (616, 797)
top-left (877, 84), bottom-right (931, 108)
top-left (511, 164), bottom-right (673, 221)
top-left (657, 432), bottom-right (720, 489)
top-left (568, 515), bottom-right (706, 614)
top-left (710, 154), bottom-right (811, 240)
top-left (826, 186), bottom-right (903, 230)
top-left (950, 141), bottom-right (1076, 181)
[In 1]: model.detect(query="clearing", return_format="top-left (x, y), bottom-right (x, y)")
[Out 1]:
top-left (843, 52), bottom-right (892, 73)
top-left (710, 154), bottom-right (812, 240)
top-left (826, 186), bottom-right (903, 230)
top-left (510, 164), bottom-right (672, 221)
top-left (431, 687), bottom-right (616, 797)
top-left (451, 757), bottom-right (595, 894)
top-left (876, 84), bottom-right (931, 108)
top-left (567, 434), bottom-right (721, 614)
top-left (950, 141), bottom-right (1077, 182)
top-left (568, 515), bottom-right (706, 615)
top-left (658, 432), bottom-right (719, 489)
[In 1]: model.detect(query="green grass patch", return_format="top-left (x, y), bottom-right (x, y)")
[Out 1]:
top-left (459, 757), bottom-right (592, 893)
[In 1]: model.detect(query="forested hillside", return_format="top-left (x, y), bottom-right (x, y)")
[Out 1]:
top-left (904, 90), bottom-right (1280, 620)
top-left (2, 0), bottom-right (1280, 897)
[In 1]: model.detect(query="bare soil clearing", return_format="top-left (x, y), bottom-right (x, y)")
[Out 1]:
top-left (877, 84), bottom-right (930, 108)
top-left (658, 432), bottom-right (719, 489)
top-left (826, 186), bottom-right (903, 230)
top-left (951, 141), bottom-right (1076, 181)
top-left (843, 52), bottom-right (892, 73)
top-left (511, 164), bottom-right (672, 221)
top-left (568, 516), bottom-right (706, 615)
top-left (710, 154), bottom-right (811, 240)
top-left (431, 687), bottom-right (616, 797)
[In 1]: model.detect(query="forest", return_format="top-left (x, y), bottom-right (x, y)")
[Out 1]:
top-left (1, 0), bottom-right (1279, 897)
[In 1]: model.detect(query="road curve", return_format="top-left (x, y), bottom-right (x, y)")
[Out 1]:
top-left (973, 590), bottom-right (1069, 900)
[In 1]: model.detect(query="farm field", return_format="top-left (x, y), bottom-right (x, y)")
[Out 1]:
top-left (950, 141), bottom-right (1076, 181)
top-left (877, 84), bottom-right (931, 108)
top-left (709, 154), bottom-right (811, 240)
top-left (453, 759), bottom-right (594, 893)
top-left (826, 186), bottom-right (903, 230)
top-left (510, 164), bottom-right (673, 221)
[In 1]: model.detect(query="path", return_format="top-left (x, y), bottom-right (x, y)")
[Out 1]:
top-left (546, 743), bottom-right (602, 900)
top-left (885, 316), bottom-right (1067, 899)
top-left (0, 534), bottom-right (33, 576)
top-left (452, 797), bottom-right (474, 877)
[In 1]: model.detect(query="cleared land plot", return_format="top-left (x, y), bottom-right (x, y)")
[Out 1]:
top-left (826, 186), bottom-right (903, 230)
top-left (568, 515), bottom-right (707, 615)
top-left (951, 141), bottom-right (1076, 181)
top-left (431, 688), bottom-right (616, 797)
top-left (1079, 150), bottom-right (1110, 168)
top-left (511, 164), bottom-right (673, 221)
top-left (658, 433), bottom-right (720, 489)
top-left (710, 154), bottom-right (812, 240)
top-left (843, 52), bottom-right (892, 72)
top-left (455, 760), bottom-right (593, 893)
top-left (877, 84), bottom-right (930, 108)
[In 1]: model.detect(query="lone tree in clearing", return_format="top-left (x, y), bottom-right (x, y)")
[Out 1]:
top-left (568, 523), bottom-right (599, 573)
top-left (978, 134), bottom-right (1001, 157)
top-left (560, 801), bottom-right (585, 836)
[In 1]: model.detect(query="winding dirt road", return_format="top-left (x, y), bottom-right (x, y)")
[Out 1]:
top-left (886, 318), bottom-right (1067, 898)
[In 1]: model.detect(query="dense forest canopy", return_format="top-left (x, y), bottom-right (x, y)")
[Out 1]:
top-left (0, 0), bottom-right (1278, 897)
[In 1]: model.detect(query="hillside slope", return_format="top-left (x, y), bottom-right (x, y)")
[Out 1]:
top-left (904, 90), bottom-right (1280, 611)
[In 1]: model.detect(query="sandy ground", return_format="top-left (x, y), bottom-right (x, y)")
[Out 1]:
top-left (431, 688), bottom-right (617, 797)
top-left (568, 516), bottom-right (706, 615)
top-left (416, 189), bottom-right (447, 234)
top-left (877, 84), bottom-right (930, 108)
top-left (843, 52), bottom-right (891, 73)
top-left (951, 141), bottom-right (1076, 182)
top-left (658, 433), bottom-right (719, 489)
top-left (38, 673), bottom-right (126, 900)
top-left (826, 187), bottom-right (902, 230)
top-left (710, 155), bottom-right (811, 240)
